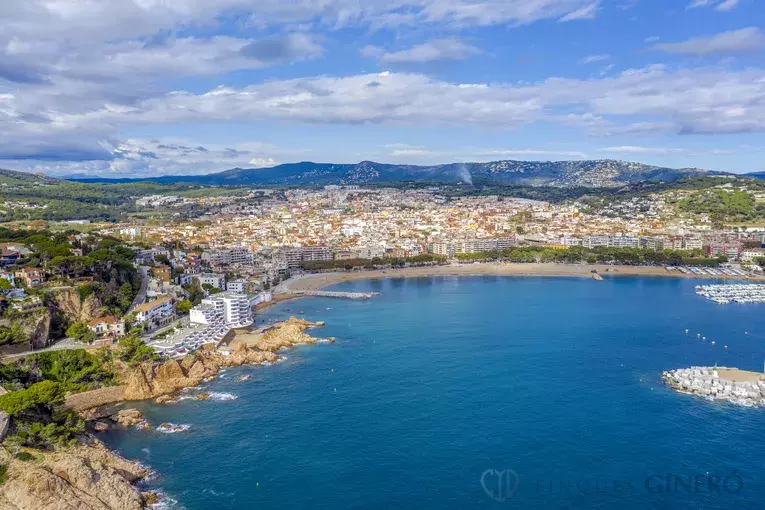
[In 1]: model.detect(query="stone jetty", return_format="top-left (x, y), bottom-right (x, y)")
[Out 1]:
top-left (662, 366), bottom-right (765, 407)
top-left (283, 290), bottom-right (380, 299)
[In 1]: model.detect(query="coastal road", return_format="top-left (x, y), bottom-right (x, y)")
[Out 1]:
top-left (0, 337), bottom-right (93, 361)
top-left (128, 266), bottom-right (150, 314)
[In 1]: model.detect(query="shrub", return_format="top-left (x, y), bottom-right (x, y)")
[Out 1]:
top-left (118, 336), bottom-right (158, 366)
top-left (65, 322), bottom-right (96, 343)
top-left (32, 350), bottom-right (115, 392)
top-left (0, 381), bottom-right (64, 417)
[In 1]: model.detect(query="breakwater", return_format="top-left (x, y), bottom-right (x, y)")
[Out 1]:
top-left (283, 290), bottom-right (380, 299)
top-left (662, 366), bottom-right (765, 407)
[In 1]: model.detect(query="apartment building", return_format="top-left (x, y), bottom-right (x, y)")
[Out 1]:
top-left (196, 273), bottom-right (226, 289)
top-left (201, 248), bottom-right (253, 266)
top-left (133, 296), bottom-right (174, 325)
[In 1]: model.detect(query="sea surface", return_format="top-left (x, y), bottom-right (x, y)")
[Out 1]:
top-left (102, 276), bottom-right (765, 509)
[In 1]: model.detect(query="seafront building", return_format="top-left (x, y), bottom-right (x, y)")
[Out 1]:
top-left (133, 296), bottom-right (174, 327)
top-left (151, 292), bottom-right (253, 357)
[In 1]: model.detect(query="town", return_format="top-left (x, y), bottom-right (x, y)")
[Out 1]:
top-left (1, 181), bottom-right (765, 360)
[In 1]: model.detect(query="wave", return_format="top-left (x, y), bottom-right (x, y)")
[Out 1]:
top-left (156, 423), bottom-right (191, 434)
top-left (208, 392), bottom-right (238, 401)
top-left (148, 490), bottom-right (183, 509)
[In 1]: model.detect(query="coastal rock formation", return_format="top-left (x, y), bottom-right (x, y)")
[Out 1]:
top-left (63, 319), bottom-right (327, 418)
top-left (249, 317), bottom-right (333, 352)
top-left (113, 409), bottom-right (143, 428)
top-left (663, 367), bottom-right (765, 407)
top-left (27, 309), bottom-right (53, 350)
top-left (118, 343), bottom-right (278, 402)
top-left (154, 394), bottom-right (177, 404)
top-left (52, 288), bottom-right (104, 323)
top-left (0, 439), bottom-right (151, 510)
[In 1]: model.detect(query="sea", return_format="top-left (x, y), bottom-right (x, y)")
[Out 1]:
top-left (101, 276), bottom-right (765, 509)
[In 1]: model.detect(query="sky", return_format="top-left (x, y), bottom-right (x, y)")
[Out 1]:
top-left (0, 0), bottom-right (764, 177)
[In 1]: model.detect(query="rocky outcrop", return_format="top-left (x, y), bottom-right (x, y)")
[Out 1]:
top-left (52, 288), bottom-right (104, 323)
top-left (113, 409), bottom-right (143, 428)
top-left (663, 366), bottom-right (765, 407)
top-left (0, 439), bottom-right (151, 510)
top-left (118, 343), bottom-right (278, 402)
top-left (249, 317), bottom-right (333, 352)
top-left (27, 310), bottom-right (52, 350)
top-left (64, 318), bottom-right (328, 413)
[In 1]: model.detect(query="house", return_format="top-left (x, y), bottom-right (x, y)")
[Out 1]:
top-left (151, 265), bottom-right (171, 284)
top-left (0, 243), bottom-right (32, 256)
top-left (10, 296), bottom-right (44, 312)
top-left (87, 316), bottom-right (126, 338)
top-left (1, 250), bottom-right (20, 265)
top-left (133, 296), bottom-right (174, 325)
top-left (14, 267), bottom-right (44, 287)
top-left (0, 271), bottom-right (14, 287)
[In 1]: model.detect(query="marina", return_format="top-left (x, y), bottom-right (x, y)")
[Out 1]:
top-left (695, 284), bottom-right (765, 304)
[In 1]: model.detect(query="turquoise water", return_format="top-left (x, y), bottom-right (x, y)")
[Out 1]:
top-left (102, 276), bottom-right (765, 509)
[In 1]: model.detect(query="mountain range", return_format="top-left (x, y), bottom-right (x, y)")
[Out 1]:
top-left (66, 159), bottom-right (733, 188)
top-left (5, 159), bottom-right (764, 188)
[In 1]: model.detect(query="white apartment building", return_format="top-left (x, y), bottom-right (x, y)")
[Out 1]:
top-left (190, 292), bottom-right (252, 327)
top-left (582, 235), bottom-right (639, 249)
top-left (202, 248), bottom-right (253, 266)
top-left (283, 246), bottom-right (332, 268)
top-left (196, 273), bottom-right (225, 289)
top-left (134, 296), bottom-right (174, 325)
top-left (226, 279), bottom-right (247, 293)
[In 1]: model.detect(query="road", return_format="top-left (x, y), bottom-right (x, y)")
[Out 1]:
top-left (0, 337), bottom-right (94, 361)
top-left (128, 266), bottom-right (150, 314)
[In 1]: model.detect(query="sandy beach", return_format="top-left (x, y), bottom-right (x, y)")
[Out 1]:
top-left (275, 262), bottom-right (762, 294)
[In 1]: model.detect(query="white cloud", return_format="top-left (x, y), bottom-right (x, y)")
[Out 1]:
top-left (4, 64), bottom-right (765, 167)
top-left (688, 0), bottom-right (741, 10)
top-left (715, 0), bottom-right (741, 11)
top-left (364, 38), bottom-right (481, 63)
top-left (390, 148), bottom-right (438, 157)
top-left (0, 138), bottom-right (301, 176)
top-left (597, 145), bottom-right (748, 156)
top-left (56, 65), bottom-right (764, 135)
top-left (652, 27), bottom-right (765, 56)
top-left (580, 54), bottom-right (610, 64)
top-left (476, 149), bottom-right (588, 158)
top-left (558, 2), bottom-right (598, 22)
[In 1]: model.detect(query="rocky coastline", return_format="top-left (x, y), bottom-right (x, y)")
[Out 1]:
top-left (0, 437), bottom-right (155, 510)
top-left (1, 317), bottom-right (332, 509)
top-left (66, 317), bottom-right (330, 413)
top-left (662, 366), bottom-right (765, 407)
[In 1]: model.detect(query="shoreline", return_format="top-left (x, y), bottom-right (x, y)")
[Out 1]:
top-left (267, 262), bottom-right (762, 298)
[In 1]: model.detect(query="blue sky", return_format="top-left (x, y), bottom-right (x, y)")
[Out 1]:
top-left (0, 0), bottom-right (763, 177)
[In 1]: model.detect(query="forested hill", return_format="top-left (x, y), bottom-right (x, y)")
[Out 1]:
top-left (69, 159), bottom-right (724, 188)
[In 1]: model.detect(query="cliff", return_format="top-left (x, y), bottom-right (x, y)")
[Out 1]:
top-left (119, 343), bottom-right (279, 401)
top-left (70, 318), bottom-right (329, 407)
top-left (0, 438), bottom-right (152, 510)
top-left (26, 310), bottom-right (52, 350)
top-left (52, 288), bottom-right (104, 323)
